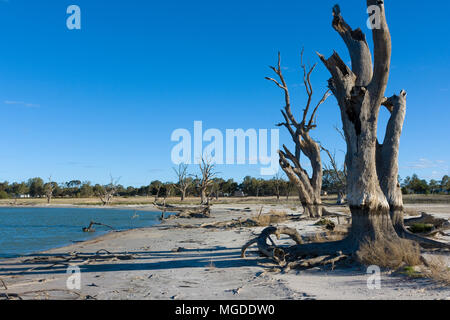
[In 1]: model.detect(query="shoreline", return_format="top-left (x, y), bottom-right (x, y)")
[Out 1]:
top-left (0, 205), bottom-right (172, 260)
top-left (0, 203), bottom-right (449, 300)
top-left (0, 203), bottom-right (163, 211)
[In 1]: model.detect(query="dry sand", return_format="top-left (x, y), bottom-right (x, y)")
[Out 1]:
top-left (0, 203), bottom-right (449, 300)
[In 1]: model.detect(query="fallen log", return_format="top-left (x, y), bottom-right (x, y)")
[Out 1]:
top-left (286, 253), bottom-right (348, 270)
top-left (154, 202), bottom-right (211, 219)
top-left (404, 212), bottom-right (450, 237)
top-left (404, 212), bottom-right (448, 227)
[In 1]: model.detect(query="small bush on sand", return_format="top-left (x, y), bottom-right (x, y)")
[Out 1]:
top-left (423, 256), bottom-right (450, 285)
top-left (253, 210), bottom-right (287, 226)
top-left (314, 218), bottom-right (336, 231)
top-left (307, 231), bottom-right (345, 243)
top-left (403, 208), bottom-right (420, 216)
top-left (356, 238), bottom-right (421, 269)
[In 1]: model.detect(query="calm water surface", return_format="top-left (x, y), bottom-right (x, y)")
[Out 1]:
top-left (0, 207), bottom-right (167, 258)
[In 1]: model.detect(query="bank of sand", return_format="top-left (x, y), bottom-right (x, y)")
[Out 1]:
top-left (0, 203), bottom-right (449, 300)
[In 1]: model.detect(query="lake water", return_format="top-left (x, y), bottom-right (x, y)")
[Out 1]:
top-left (0, 207), bottom-right (168, 258)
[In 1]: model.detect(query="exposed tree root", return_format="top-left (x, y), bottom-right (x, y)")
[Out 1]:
top-left (243, 222), bottom-right (450, 271)
top-left (396, 226), bottom-right (450, 250)
top-left (241, 226), bottom-right (303, 266)
top-left (241, 226), bottom-right (353, 268)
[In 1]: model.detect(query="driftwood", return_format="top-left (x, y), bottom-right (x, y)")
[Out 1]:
top-left (404, 212), bottom-right (449, 228)
top-left (200, 219), bottom-right (260, 229)
top-left (82, 221), bottom-right (115, 232)
top-left (0, 278), bottom-right (7, 290)
top-left (0, 293), bottom-right (22, 300)
top-left (0, 289), bottom-right (96, 300)
top-left (241, 226), bottom-right (303, 266)
top-left (286, 253), bottom-right (348, 270)
top-left (154, 202), bottom-right (211, 219)
top-left (404, 212), bottom-right (450, 237)
top-left (19, 249), bottom-right (136, 275)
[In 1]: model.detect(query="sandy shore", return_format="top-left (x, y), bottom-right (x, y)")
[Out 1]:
top-left (0, 203), bottom-right (449, 300)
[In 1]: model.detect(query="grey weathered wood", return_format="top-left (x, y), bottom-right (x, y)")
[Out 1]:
top-left (267, 51), bottom-right (330, 218)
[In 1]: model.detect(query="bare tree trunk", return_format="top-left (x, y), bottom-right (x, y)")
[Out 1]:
top-left (174, 164), bottom-right (191, 202)
top-left (318, 2), bottom-right (400, 244)
top-left (155, 187), bottom-right (161, 202)
top-left (242, 2), bottom-right (450, 263)
top-left (198, 158), bottom-right (216, 206)
top-left (45, 176), bottom-right (53, 204)
top-left (267, 51), bottom-right (330, 218)
top-left (200, 189), bottom-right (207, 205)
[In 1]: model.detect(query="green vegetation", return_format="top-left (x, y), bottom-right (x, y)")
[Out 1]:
top-left (401, 174), bottom-right (449, 195)
top-left (0, 190), bottom-right (9, 199)
top-left (408, 223), bottom-right (434, 234)
top-left (0, 173), bottom-right (447, 201)
top-left (400, 266), bottom-right (423, 279)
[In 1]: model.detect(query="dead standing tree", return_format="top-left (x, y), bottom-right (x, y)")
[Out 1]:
top-left (243, 1), bottom-right (448, 263)
top-left (322, 147), bottom-right (347, 204)
top-left (44, 176), bottom-right (54, 204)
top-left (318, 2), bottom-right (419, 246)
top-left (266, 51), bottom-right (330, 218)
top-left (198, 158), bottom-right (216, 206)
top-left (173, 164), bottom-right (191, 201)
top-left (96, 176), bottom-right (119, 206)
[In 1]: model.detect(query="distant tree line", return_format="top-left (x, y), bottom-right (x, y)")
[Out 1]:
top-left (0, 173), bottom-right (448, 200)
top-left (401, 174), bottom-right (449, 195)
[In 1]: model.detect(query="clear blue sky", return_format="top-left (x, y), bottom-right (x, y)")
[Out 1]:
top-left (0, 0), bottom-right (449, 186)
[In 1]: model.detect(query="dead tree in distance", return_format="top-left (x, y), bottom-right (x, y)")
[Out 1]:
top-left (198, 157), bottom-right (216, 205)
top-left (173, 164), bottom-right (192, 201)
top-left (272, 172), bottom-right (283, 201)
top-left (96, 175), bottom-right (119, 206)
top-left (322, 147), bottom-right (347, 204)
top-left (266, 50), bottom-right (330, 218)
top-left (44, 176), bottom-right (54, 204)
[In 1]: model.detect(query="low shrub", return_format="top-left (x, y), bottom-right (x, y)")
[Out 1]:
top-left (356, 238), bottom-right (421, 269)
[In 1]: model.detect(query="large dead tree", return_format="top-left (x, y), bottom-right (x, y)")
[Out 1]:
top-left (266, 51), bottom-right (330, 218)
top-left (318, 2), bottom-right (408, 247)
top-left (244, 1), bottom-right (448, 261)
